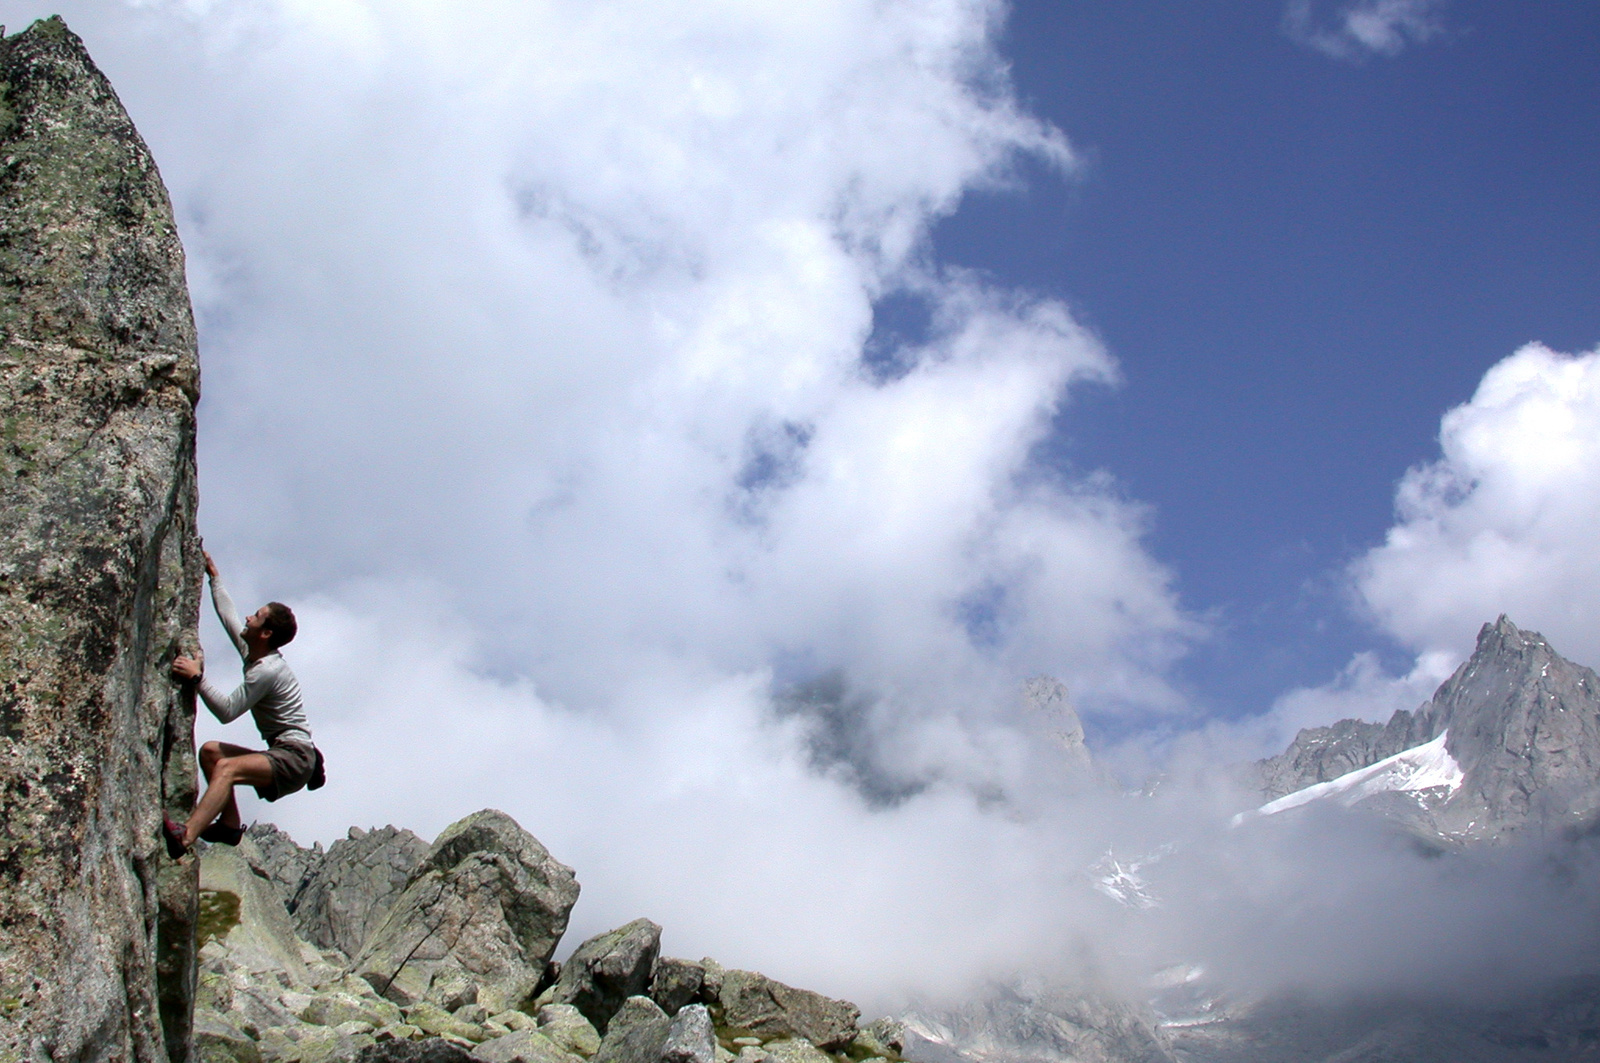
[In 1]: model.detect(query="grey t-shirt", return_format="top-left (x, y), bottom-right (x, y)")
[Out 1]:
top-left (197, 578), bottom-right (312, 747)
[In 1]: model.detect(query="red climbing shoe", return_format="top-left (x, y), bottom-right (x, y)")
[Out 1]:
top-left (200, 822), bottom-right (245, 846)
top-left (162, 815), bottom-right (188, 860)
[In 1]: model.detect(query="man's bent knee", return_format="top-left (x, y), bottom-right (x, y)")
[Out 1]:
top-left (214, 753), bottom-right (276, 788)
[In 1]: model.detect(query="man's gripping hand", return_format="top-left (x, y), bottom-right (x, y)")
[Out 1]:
top-left (203, 550), bottom-right (218, 580)
top-left (171, 655), bottom-right (202, 682)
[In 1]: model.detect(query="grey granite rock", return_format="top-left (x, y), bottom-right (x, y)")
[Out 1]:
top-left (717, 971), bottom-right (859, 1051)
top-left (0, 16), bottom-right (204, 1063)
top-left (430, 966), bottom-right (481, 1012)
top-left (859, 1018), bottom-right (905, 1056)
top-left (355, 809), bottom-right (580, 1013)
top-left (300, 989), bottom-right (404, 1029)
top-left (291, 824), bottom-right (428, 956)
top-left (1426, 616), bottom-right (1600, 841)
top-left (698, 960), bottom-right (726, 1003)
top-left (355, 1040), bottom-right (477, 1063)
top-left (536, 1004), bottom-right (602, 1058)
top-left (592, 997), bottom-right (671, 1063)
top-left (244, 823), bottom-right (326, 914)
top-left (660, 1004), bottom-right (714, 1063)
top-left (649, 958), bottom-right (705, 1017)
top-left (1021, 676), bottom-right (1096, 776)
top-left (758, 1042), bottom-right (829, 1063)
top-left (1255, 713), bottom-right (1431, 801)
top-left (547, 918), bottom-right (663, 1033)
top-left (199, 845), bottom-right (326, 988)
top-left (471, 1029), bottom-right (580, 1063)
top-left (192, 1009), bottom-right (262, 1063)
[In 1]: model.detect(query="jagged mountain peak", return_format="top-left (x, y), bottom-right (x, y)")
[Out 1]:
top-left (1430, 618), bottom-right (1600, 839)
top-left (1254, 617), bottom-right (1600, 842)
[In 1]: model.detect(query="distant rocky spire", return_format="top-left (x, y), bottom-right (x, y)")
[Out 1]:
top-left (1254, 616), bottom-right (1600, 843)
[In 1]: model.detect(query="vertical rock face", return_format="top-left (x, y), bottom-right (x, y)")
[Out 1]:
top-left (0, 16), bottom-right (202, 1063)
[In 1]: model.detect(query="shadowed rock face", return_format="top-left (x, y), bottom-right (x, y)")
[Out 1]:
top-left (0, 16), bottom-right (202, 1063)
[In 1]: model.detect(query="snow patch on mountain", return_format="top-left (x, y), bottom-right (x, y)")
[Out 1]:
top-left (1236, 730), bottom-right (1463, 824)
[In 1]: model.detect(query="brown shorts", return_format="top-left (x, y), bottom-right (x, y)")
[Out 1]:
top-left (255, 740), bottom-right (317, 803)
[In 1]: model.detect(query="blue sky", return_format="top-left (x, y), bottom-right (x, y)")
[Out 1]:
top-left (937, 0), bottom-right (1600, 720)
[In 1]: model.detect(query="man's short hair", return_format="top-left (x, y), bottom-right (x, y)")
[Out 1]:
top-left (263, 602), bottom-right (297, 648)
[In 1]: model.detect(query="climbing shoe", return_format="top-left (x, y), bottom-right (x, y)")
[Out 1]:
top-left (200, 822), bottom-right (246, 846)
top-left (162, 815), bottom-right (188, 860)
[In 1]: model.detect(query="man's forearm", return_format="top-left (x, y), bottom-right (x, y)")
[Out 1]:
top-left (197, 675), bottom-right (253, 724)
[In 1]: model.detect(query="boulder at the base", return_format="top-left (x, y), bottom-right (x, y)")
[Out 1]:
top-left (294, 825), bottom-right (430, 957)
top-left (255, 1021), bottom-right (375, 1063)
top-left (650, 959), bottom-right (705, 1017)
top-left (592, 997), bottom-right (672, 1063)
top-left (356, 1040), bottom-right (477, 1063)
top-left (192, 1010), bottom-right (263, 1063)
top-left (761, 1042), bottom-right (831, 1063)
top-left (537, 1005), bottom-right (602, 1058)
top-left (355, 810), bottom-right (580, 1013)
top-left (855, 1019), bottom-right (905, 1057)
top-left (717, 972), bottom-right (860, 1051)
top-left (471, 1029), bottom-right (580, 1063)
top-left (660, 1005), bottom-right (714, 1063)
top-left (545, 918), bottom-right (663, 1033)
top-left (0, 15), bottom-right (204, 1063)
top-left (299, 987), bottom-right (405, 1029)
top-left (200, 843), bottom-right (327, 987)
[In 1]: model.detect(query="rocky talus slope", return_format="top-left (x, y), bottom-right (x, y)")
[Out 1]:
top-left (0, 17), bottom-right (203, 1063)
top-left (191, 809), bottom-right (901, 1063)
top-left (1254, 615), bottom-right (1600, 842)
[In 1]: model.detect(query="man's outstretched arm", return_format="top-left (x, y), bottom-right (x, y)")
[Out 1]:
top-left (205, 552), bottom-right (249, 659)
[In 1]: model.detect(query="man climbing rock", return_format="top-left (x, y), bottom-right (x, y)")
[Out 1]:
top-left (164, 551), bottom-right (323, 857)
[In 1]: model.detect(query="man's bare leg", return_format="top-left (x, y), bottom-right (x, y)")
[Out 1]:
top-left (184, 747), bottom-right (275, 847)
top-left (199, 740), bottom-right (257, 830)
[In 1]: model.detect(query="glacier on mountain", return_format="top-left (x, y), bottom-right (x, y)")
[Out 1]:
top-left (1235, 730), bottom-right (1464, 825)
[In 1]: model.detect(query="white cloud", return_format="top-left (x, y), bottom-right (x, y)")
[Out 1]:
top-left (1283, 0), bottom-right (1446, 61)
top-left (2, 0), bottom-right (1206, 1005)
top-left (1355, 342), bottom-right (1600, 666)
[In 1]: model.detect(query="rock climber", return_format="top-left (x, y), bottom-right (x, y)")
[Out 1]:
top-left (164, 551), bottom-right (323, 857)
